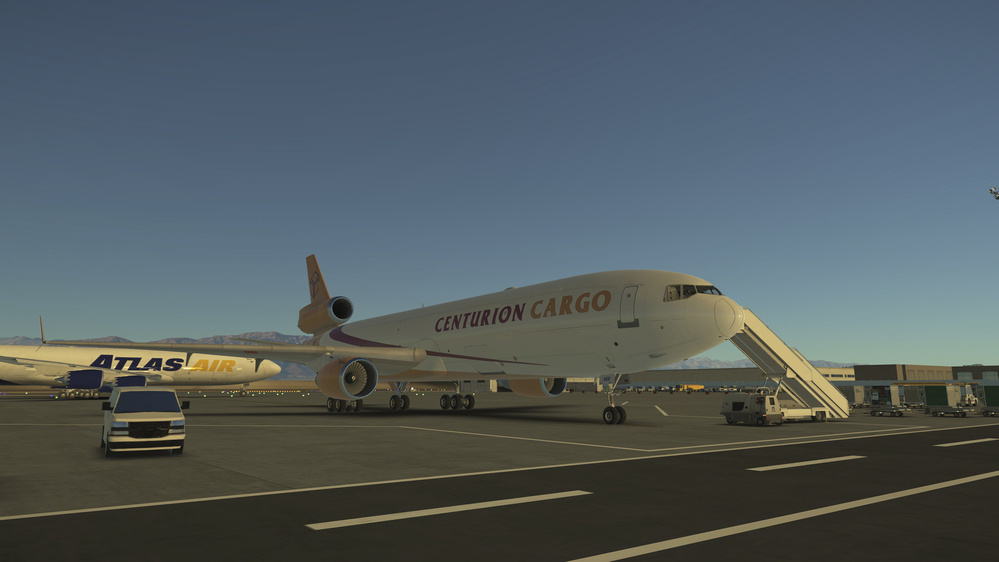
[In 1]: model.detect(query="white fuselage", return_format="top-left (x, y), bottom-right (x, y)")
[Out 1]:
top-left (319, 270), bottom-right (744, 381)
top-left (0, 345), bottom-right (281, 387)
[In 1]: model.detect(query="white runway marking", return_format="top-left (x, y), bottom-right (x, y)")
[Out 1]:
top-left (569, 470), bottom-right (999, 561)
top-left (3, 423), bottom-right (997, 523)
top-left (934, 438), bottom-right (998, 447)
top-left (654, 406), bottom-right (668, 416)
top-left (306, 490), bottom-right (591, 531)
top-left (748, 455), bottom-right (865, 472)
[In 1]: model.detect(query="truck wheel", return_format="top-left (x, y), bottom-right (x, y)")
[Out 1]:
top-left (725, 416), bottom-right (734, 425)
top-left (756, 417), bottom-right (765, 427)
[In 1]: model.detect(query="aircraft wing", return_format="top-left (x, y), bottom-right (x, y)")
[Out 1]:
top-left (46, 340), bottom-right (427, 368)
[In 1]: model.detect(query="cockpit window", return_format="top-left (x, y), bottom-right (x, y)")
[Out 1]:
top-left (664, 284), bottom-right (723, 301)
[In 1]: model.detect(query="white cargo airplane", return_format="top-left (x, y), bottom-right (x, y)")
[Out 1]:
top-left (0, 335), bottom-right (282, 398)
top-left (53, 255), bottom-right (745, 423)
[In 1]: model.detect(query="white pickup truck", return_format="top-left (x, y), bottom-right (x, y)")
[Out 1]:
top-left (101, 387), bottom-right (189, 457)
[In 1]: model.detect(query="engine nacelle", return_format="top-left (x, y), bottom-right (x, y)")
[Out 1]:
top-left (315, 358), bottom-right (378, 400)
top-left (508, 377), bottom-right (568, 398)
top-left (298, 296), bottom-right (353, 334)
top-left (56, 369), bottom-right (105, 390)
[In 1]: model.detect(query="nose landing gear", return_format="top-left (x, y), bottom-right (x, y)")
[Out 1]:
top-left (602, 373), bottom-right (627, 425)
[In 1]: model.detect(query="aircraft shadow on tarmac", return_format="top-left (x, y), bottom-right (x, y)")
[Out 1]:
top-left (185, 403), bottom-right (603, 425)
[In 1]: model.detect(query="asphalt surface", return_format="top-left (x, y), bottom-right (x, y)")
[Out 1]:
top-left (2, 390), bottom-right (997, 560)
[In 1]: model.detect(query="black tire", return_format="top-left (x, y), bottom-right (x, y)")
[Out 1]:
top-left (615, 406), bottom-right (627, 424)
top-left (725, 416), bottom-right (734, 425)
top-left (755, 417), bottom-right (766, 427)
top-left (602, 406), bottom-right (620, 425)
top-left (440, 395), bottom-right (450, 410)
top-left (401, 395), bottom-right (411, 411)
top-left (326, 397), bottom-right (335, 413)
top-left (353, 400), bottom-right (363, 413)
top-left (450, 395), bottom-right (462, 410)
top-left (334, 399), bottom-right (345, 413)
top-left (173, 442), bottom-right (184, 455)
top-left (389, 395), bottom-right (400, 411)
top-left (463, 394), bottom-right (475, 410)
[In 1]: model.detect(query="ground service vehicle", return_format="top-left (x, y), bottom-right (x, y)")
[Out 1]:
top-left (101, 387), bottom-right (189, 457)
top-left (721, 389), bottom-right (783, 426)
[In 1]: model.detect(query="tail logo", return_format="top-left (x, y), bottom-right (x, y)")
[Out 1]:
top-left (310, 271), bottom-right (322, 300)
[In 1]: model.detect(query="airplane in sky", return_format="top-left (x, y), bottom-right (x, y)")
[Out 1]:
top-left (53, 255), bottom-right (745, 422)
top-left (0, 337), bottom-right (282, 398)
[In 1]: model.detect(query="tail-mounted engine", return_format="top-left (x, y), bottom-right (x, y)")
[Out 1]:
top-left (298, 296), bottom-right (353, 334)
top-left (315, 358), bottom-right (378, 401)
top-left (508, 377), bottom-right (568, 398)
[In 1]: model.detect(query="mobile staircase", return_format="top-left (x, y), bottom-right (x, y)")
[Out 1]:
top-left (729, 308), bottom-right (850, 420)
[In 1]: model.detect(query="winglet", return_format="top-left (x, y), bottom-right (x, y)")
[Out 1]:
top-left (306, 254), bottom-right (331, 306)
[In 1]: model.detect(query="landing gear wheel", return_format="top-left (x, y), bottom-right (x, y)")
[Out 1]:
top-left (334, 399), bottom-right (346, 413)
top-left (389, 395), bottom-right (400, 411)
top-left (602, 406), bottom-right (620, 425)
top-left (401, 395), bottom-right (411, 411)
top-left (463, 394), bottom-right (475, 410)
top-left (614, 406), bottom-right (627, 424)
top-left (450, 394), bottom-right (463, 410)
top-left (756, 417), bottom-right (766, 427)
top-left (353, 400), bottom-right (363, 413)
top-left (326, 397), bottom-right (335, 413)
top-left (440, 395), bottom-right (451, 410)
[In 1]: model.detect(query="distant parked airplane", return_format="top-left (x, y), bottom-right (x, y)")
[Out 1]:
top-left (54, 255), bottom-right (744, 422)
top-left (1, 329), bottom-right (281, 398)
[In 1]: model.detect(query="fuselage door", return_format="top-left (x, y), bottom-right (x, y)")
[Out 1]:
top-left (618, 285), bottom-right (639, 328)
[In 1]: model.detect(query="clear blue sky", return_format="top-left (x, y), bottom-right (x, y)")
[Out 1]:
top-left (2, 0), bottom-right (996, 366)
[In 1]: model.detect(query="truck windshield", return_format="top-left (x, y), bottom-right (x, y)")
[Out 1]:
top-left (114, 392), bottom-right (181, 413)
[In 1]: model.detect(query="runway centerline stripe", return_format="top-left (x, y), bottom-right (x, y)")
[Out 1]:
top-left (934, 438), bottom-right (998, 447)
top-left (748, 455), bottom-right (865, 472)
top-left (654, 406), bottom-right (668, 416)
top-left (569, 470), bottom-right (999, 562)
top-left (306, 490), bottom-right (591, 531)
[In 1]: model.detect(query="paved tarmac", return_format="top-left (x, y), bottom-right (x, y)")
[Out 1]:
top-left (2, 390), bottom-right (997, 560)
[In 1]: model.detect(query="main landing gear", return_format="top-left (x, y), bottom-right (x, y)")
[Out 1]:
top-left (440, 393), bottom-right (475, 411)
top-left (388, 394), bottom-right (411, 411)
top-left (326, 397), bottom-right (363, 414)
top-left (602, 373), bottom-right (627, 425)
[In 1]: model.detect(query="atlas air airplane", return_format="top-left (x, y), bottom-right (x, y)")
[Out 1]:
top-left (0, 341), bottom-right (282, 398)
top-left (55, 255), bottom-right (745, 423)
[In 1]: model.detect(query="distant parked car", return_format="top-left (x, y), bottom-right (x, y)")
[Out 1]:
top-left (101, 387), bottom-right (189, 457)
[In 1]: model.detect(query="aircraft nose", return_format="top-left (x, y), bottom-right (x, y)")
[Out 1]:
top-left (714, 297), bottom-right (744, 339)
top-left (260, 360), bottom-right (282, 378)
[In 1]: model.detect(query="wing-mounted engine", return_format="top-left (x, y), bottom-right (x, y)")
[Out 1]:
top-left (55, 369), bottom-right (105, 390)
top-left (508, 377), bottom-right (568, 398)
top-left (298, 296), bottom-right (353, 334)
top-left (315, 358), bottom-right (378, 400)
